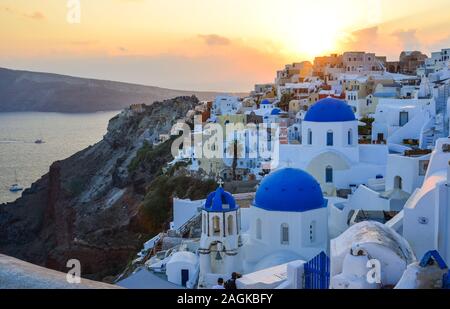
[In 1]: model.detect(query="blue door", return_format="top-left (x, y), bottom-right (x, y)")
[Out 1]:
top-left (304, 252), bottom-right (330, 289)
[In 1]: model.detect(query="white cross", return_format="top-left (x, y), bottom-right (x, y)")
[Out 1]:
top-left (217, 178), bottom-right (224, 187)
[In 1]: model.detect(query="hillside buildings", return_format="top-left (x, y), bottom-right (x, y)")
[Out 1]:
top-left (138, 47), bottom-right (450, 290)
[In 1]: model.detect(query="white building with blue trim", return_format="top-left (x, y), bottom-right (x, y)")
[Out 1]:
top-left (198, 168), bottom-right (329, 287)
top-left (198, 186), bottom-right (243, 288)
top-left (243, 168), bottom-right (328, 272)
top-left (280, 97), bottom-right (388, 196)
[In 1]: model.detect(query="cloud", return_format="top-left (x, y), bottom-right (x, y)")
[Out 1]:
top-left (198, 34), bottom-right (231, 46)
top-left (2, 6), bottom-right (13, 13)
top-left (337, 26), bottom-right (419, 60)
top-left (391, 29), bottom-right (421, 51)
top-left (339, 26), bottom-right (381, 52)
top-left (1, 6), bottom-right (45, 21)
top-left (70, 40), bottom-right (100, 46)
top-left (24, 11), bottom-right (45, 20)
top-left (428, 35), bottom-right (450, 51)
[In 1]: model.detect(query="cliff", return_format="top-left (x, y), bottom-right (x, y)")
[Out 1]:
top-left (0, 96), bottom-right (213, 282)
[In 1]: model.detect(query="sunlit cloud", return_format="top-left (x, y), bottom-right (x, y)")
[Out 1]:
top-left (23, 11), bottom-right (45, 20)
top-left (198, 34), bottom-right (231, 46)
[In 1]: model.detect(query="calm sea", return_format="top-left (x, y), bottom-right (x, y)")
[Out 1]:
top-left (0, 111), bottom-right (119, 204)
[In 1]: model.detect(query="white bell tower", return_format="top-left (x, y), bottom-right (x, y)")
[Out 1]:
top-left (198, 183), bottom-right (243, 288)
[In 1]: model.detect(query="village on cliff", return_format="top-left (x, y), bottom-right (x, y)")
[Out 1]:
top-left (116, 49), bottom-right (450, 290)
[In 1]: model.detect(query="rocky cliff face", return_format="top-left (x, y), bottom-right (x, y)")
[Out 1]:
top-left (0, 96), bottom-right (199, 281)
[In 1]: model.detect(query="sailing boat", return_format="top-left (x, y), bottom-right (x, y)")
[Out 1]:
top-left (9, 170), bottom-right (23, 193)
top-left (35, 129), bottom-right (45, 144)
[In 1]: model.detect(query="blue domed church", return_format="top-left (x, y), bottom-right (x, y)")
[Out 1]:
top-left (198, 186), bottom-right (243, 288)
top-left (243, 168), bottom-right (328, 272)
top-left (198, 168), bottom-right (329, 287)
top-left (280, 97), bottom-right (387, 196)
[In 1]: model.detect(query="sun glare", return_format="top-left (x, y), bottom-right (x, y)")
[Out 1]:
top-left (282, 22), bottom-right (342, 60)
top-left (271, 1), bottom-right (349, 60)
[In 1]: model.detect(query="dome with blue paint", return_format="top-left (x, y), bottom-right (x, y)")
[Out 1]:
top-left (204, 187), bottom-right (238, 212)
top-left (271, 108), bottom-right (281, 115)
top-left (304, 98), bottom-right (356, 122)
top-left (254, 168), bottom-right (325, 212)
top-left (261, 99), bottom-right (272, 105)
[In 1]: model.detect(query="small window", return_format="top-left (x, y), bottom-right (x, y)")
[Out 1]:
top-left (347, 129), bottom-right (353, 145)
top-left (213, 216), bottom-right (221, 236)
top-left (327, 131), bottom-right (334, 146)
top-left (394, 176), bottom-right (403, 190)
top-left (308, 129), bottom-right (313, 145)
top-left (309, 221), bottom-right (316, 243)
top-left (227, 215), bottom-right (234, 236)
top-left (281, 223), bottom-right (289, 244)
top-left (256, 218), bottom-right (262, 240)
top-left (399, 112), bottom-right (409, 127)
top-left (419, 160), bottom-right (429, 176)
top-left (203, 214), bottom-right (207, 233)
top-left (326, 166), bottom-right (333, 183)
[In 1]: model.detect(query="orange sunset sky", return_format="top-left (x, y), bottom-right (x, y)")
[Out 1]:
top-left (1, 0), bottom-right (450, 91)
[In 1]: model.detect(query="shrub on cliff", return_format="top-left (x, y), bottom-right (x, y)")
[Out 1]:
top-left (142, 175), bottom-right (216, 231)
top-left (128, 137), bottom-right (175, 173)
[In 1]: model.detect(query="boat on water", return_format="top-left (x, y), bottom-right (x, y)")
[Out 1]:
top-left (35, 130), bottom-right (45, 144)
top-left (9, 183), bottom-right (24, 193)
top-left (9, 170), bottom-right (24, 193)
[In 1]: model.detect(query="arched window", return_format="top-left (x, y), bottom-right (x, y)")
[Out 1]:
top-left (203, 214), bottom-right (207, 233)
top-left (227, 215), bottom-right (234, 236)
top-left (394, 176), bottom-right (403, 190)
top-left (327, 130), bottom-right (334, 146)
top-left (237, 209), bottom-right (241, 233)
top-left (309, 221), bottom-right (316, 243)
top-left (347, 129), bottom-right (353, 145)
top-left (326, 166), bottom-right (333, 183)
top-left (213, 216), bottom-right (221, 236)
top-left (307, 129), bottom-right (312, 145)
top-left (256, 218), bottom-right (262, 240)
top-left (281, 223), bottom-right (289, 245)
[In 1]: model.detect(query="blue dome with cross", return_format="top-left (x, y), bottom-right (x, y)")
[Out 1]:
top-left (254, 168), bottom-right (326, 212)
top-left (304, 98), bottom-right (356, 122)
top-left (261, 99), bottom-right (272, 105)
top-left (204, 186), bottom-right (238, 212)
